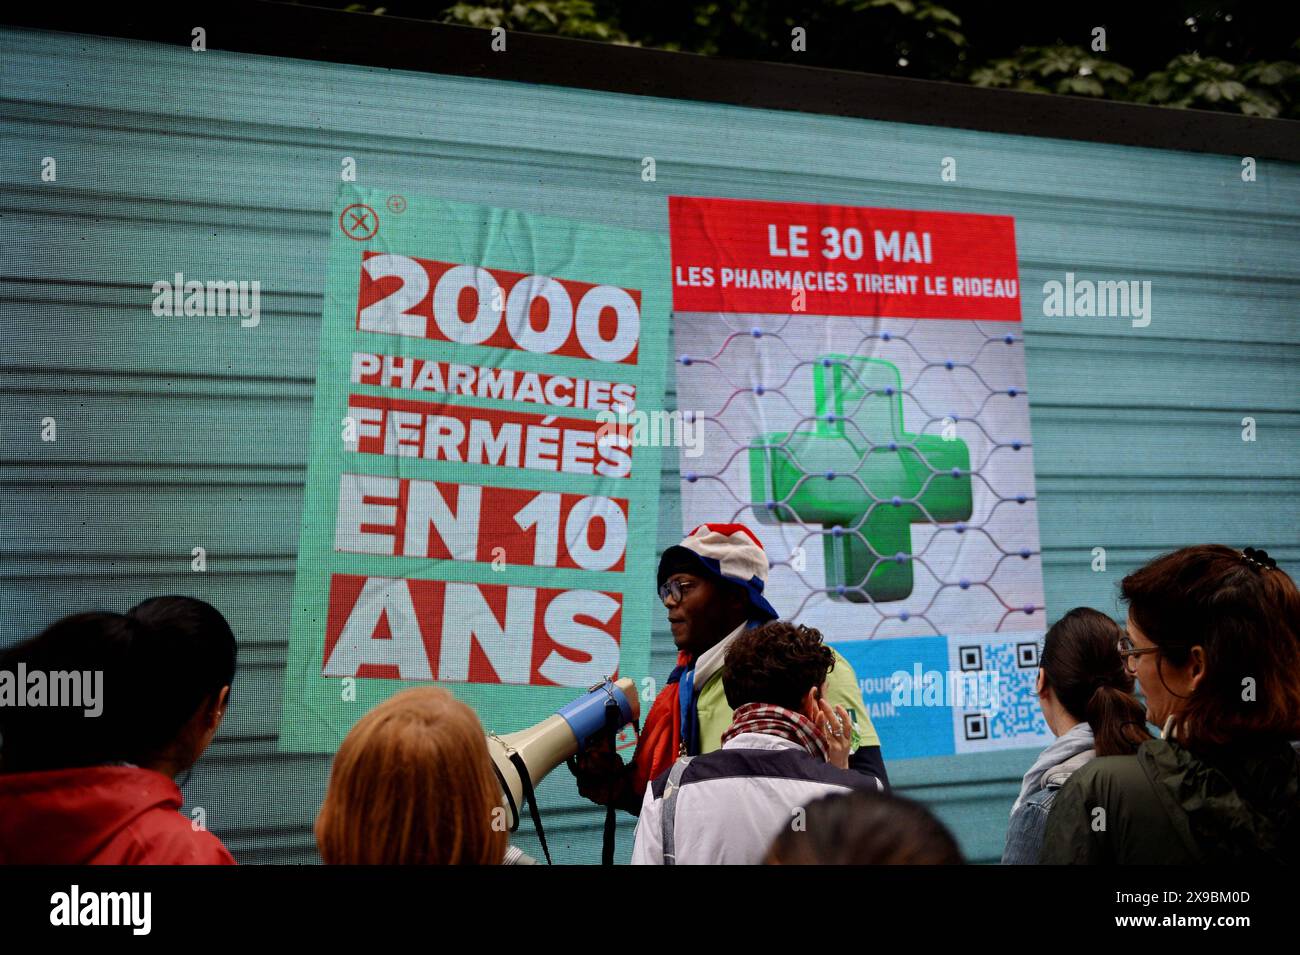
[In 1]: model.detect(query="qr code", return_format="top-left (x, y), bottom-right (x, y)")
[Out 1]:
top-left (951, 635), bottom-right (1050, 755)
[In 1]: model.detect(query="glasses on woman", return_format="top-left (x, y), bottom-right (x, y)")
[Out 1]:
top-left (1117, 635), bottom-right (1160, 675)
top-left (658, 578), bottom-right (697, 606)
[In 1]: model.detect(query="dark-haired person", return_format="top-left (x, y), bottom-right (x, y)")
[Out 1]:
top-left (631, 621), bottom-right (884, 864)
top-left (1001, 607), bottom-right (1150, 864)
top-left (766, 789), bottom-right (964, 864)
top-left (125, 596), bottom-right (237, 784)
top-left (573, 523), bottom-right (887, 814)
top-left (1041, 546), bottom-right (1300, 864)
top-left (0, 598), bottom-right (237, 864)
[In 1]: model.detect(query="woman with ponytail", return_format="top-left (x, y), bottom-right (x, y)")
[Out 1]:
top-left (1002, 607), bottom-right (1149, 864)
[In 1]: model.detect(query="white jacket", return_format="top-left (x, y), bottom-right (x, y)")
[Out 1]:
top-left (630, 732), bottom-right (885, 865)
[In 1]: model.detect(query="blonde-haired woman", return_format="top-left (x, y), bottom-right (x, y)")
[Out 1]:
top-left (316, 687), bottom-right (509, 865)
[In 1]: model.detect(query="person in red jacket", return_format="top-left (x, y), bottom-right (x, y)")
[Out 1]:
top-left (0, 598), bottom-right (237, 864)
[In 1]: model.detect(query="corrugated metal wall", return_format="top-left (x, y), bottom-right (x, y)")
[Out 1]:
top-left (2, 26), bottom-right (1296, 864)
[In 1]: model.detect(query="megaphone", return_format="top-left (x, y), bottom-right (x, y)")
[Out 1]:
top-left (486, 677), bottom-right (639, 833)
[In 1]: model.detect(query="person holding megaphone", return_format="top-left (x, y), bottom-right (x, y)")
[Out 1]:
top-left (571, 523), bottom-right (890, 815)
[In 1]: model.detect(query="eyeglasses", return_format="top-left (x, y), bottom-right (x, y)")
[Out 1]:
top-left (1117, 635), bottom-right (1160, 675)
top-left (658, 578), bottom-right (698, 605)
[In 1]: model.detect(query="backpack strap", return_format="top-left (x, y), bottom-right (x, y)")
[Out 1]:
top-left (661, 756), bottom-right (694, 866)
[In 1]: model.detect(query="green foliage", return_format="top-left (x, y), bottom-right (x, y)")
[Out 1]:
top-left (342, 2), bottom-right (631, 42)
top-left (969, 45), bottom-right (1133, 98)
top-left (1131, 51), bottom-right (1299, 119)
top-left (440, 2), bottom-right (631, 41)
top-left (851, 0), bottom-right (966, 48)
top-left (321, 3), bottom-right (1299, 120)
top-left (964, 40), bottom-right (1299, 120)
top-left (607, 0), bottom-right (967, 77)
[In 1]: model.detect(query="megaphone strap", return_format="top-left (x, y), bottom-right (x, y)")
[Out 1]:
top-left (601, 695), bottom-right (622, 866)
top-left (507, 749), bottom-right (554, 865)
top-left (488, 757), bottom-right (522, 834)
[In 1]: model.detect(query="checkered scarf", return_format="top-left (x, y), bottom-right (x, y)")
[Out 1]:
top-left (722, 702), bottom-right (829, 762)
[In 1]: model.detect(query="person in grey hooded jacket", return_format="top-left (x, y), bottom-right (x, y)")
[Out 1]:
top-left (1002, 607), bottom-right (1150, 864)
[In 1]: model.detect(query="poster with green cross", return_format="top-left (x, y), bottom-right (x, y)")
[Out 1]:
top-left (668, 194), bottom-right (1049, 759)
top-left (279, 186), bottom-right (669, 752)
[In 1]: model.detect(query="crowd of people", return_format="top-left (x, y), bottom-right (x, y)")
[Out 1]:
top-left (1, 526), bottom-right (1296, 866)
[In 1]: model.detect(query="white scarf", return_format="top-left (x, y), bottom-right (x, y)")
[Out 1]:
top-left (692, 621), bottom-right (748, 690)
top-left (1010, 721), bottom-right (1095, 815)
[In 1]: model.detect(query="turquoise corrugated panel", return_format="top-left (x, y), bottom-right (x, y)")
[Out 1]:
top-left (2, 27), bottom-right (1297, 864)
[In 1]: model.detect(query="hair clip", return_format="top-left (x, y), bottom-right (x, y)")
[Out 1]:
top-left (1241, 547), bottom-right (1278, 571)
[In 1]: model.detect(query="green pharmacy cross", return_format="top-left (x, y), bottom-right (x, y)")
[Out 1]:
top-left (750, 356), bottom-right (973, 602)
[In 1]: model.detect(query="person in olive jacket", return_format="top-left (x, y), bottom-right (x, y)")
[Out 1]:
top-left (1041, 545), bottom-right (1300, 864)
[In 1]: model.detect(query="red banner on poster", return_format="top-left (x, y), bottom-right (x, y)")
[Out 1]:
top-left (347, 393), bottom-right (633, 478)
top-left (333, 473), bottom-right (629, 572)
top-left (321, 574), bottom-right (623, 688)
top-left (669, 196), bottom-right (1021, 320)
top-left (357, 251), bottom-right (643, 363)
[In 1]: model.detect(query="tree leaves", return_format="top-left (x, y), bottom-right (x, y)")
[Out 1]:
top-left (969, 45), bottom-right (1133, 98)
top-left (317, 2), bottom-right (1300, 119)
